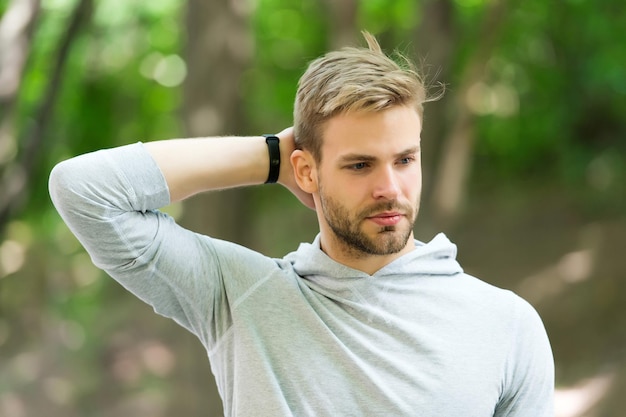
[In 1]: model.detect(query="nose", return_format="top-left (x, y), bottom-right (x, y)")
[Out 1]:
top-left (372, 165), bottom-right (401, 200)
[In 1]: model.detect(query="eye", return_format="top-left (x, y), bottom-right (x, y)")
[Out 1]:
top-left (350, 162), bottom-right (369, 170)
top-left (397, 156), bottom-right (415, 165)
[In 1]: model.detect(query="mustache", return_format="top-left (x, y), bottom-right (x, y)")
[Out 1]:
top-left (359, 201), bottom-right (414, 218)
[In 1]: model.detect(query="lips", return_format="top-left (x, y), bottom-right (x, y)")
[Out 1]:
top-left (366, 211), bottom-right (404, 226)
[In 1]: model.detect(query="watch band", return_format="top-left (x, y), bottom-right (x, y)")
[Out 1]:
top-left (263, 135), bottom-right (281, 184)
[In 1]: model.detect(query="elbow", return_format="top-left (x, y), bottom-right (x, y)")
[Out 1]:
top-left (49, 160), bottom-right (68, 202)
top-left (49, 158), bottom-right (81, 214)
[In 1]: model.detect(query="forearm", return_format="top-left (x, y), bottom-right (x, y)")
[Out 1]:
top-left (144, 136), bottom-right (270, 203)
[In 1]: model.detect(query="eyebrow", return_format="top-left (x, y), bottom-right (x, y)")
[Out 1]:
top-left (338, 146), bottom-right (421, 163)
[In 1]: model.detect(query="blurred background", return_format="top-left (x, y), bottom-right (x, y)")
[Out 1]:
top-left (0, 0), bottom-right (625, 415)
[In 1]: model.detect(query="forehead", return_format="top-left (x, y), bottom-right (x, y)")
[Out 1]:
top-left (320, 106), bottom-right (422, 158)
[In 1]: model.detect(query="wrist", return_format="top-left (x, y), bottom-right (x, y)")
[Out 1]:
top-left (262, 135), bottom-right (280, 184)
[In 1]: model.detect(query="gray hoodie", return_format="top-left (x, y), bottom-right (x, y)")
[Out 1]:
top-left (49, 143), bottom-right (554, 416)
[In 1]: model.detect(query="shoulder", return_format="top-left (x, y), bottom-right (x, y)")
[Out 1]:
top-left (494, 290), bottom-right (554, 414)
top-left (453, 273), bottom-right (523, 305)
top-left (455, 276), bottom-right (554, 413)
top-left (453, 274), bottom-right (547, 333)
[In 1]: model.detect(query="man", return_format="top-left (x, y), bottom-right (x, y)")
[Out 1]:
top-left (50, 33), bottom-right (554, 416)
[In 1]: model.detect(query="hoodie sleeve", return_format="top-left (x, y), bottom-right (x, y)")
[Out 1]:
top-left (49, 143), bottom-right (227, 347)
top-left (494, 296), bottom-right (555, 417)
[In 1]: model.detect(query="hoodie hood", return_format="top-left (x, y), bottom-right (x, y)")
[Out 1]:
top-left (285, 233), bottom-right (464, 280)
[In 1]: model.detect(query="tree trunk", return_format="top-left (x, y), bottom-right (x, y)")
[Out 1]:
top-left (179, 0), bottom-right (254, 245)
top-left (426, 0), bottom-right (512, 227)
top-left (322, 0), bottom-right (359, 49)
top-left (169, 0), bottom-right (254, 415)
top-left (0, 0), bottom-right (93, 237)
top-left (0, 0), bottom-right (40, 121)
top-left (0, 0), bottom-right (41, 235)
top-left (411, 0), bottom-right (456, 234)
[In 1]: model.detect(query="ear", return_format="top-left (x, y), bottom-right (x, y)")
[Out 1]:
top-left (291, 149), bottom-right (318, 194)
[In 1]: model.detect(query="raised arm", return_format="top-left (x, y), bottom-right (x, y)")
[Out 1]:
top-left (49, 127), bottom-right (311, 345)
top-left (144, 127), bottom-right (314, 208)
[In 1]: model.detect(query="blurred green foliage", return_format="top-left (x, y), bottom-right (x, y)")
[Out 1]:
top-left (10, 0), bottom-right (626, 224)
top-left (1, 0), bottom-right (625, 415)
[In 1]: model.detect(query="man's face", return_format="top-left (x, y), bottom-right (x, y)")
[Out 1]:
top-left (313, 105), bottom-right (423, 260)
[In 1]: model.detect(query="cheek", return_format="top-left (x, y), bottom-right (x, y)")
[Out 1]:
top-left (401, 172), bottom-right (422, 197)
top-left (343, 179), bottom-right (374, 201)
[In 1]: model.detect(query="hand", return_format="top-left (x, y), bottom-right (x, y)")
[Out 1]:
top-left (276, 127), bottom-right (316, 210)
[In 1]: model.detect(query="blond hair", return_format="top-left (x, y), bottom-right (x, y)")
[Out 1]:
top-left (294, 32), bottom-right (429, 162)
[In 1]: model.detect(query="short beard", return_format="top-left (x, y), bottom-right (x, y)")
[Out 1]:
top-left (319, 191), bottom-right (417, 258)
